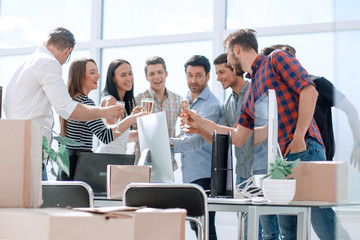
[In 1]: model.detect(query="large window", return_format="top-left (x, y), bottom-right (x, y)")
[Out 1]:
top-left (227, 0), bottom-right (334, 29)
top-left (103, 0), bottom-right (213, 39)
top-left (0, 0), bottom-right (91, 48)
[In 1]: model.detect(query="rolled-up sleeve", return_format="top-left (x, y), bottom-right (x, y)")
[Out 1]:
top-left (36, 60), bottom-right (78, 119)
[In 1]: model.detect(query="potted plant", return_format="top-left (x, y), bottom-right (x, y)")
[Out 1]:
top-left (41, 126), bottom-right (83, 178)
top-left (262, 156), bottom-right (300, 203)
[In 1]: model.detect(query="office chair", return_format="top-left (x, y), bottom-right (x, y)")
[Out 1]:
top-left (41, 181), bottom-right (94, 208)
top-left (123, 183), bottom-right (209, 240)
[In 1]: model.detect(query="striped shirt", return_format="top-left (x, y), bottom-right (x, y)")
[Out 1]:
top-left (238, 50), bottom-right (324, 154)
top-left (134, 88), bottom-right (182, 165)
top-left (65, 94), bottom-right (114, 150)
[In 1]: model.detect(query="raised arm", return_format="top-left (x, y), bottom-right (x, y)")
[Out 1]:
top-left (186, 109), bottom-right (252, 147)
top-left (69, 103), bottom-right (123, 122)
top-left (336, 97), bottom-right (360, 171)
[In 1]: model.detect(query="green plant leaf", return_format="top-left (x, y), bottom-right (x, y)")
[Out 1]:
top-left (54, 135), bottom-right (84, 147)
top-left (42, 136), bottom-right (49, 149)
top-left (287, 158), bottom-right (301, 169)
top-left (51, 168), bottom-right (57, 178)
top-left (46, 148), bottom-right (58, 162)
top-left (271, 168), bottom-right (286, 179)
top-left (56, 144), bottom-right (70, 176)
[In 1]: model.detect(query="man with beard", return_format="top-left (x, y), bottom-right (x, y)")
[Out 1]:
top-left (214, 53), bottom-right (278, 240)
top-left (170, 55), bottom-right (221, 240)
top-left (184, 29), bottom-right (349, 240)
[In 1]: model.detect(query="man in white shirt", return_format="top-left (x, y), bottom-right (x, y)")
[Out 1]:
top-left (4, 27), bottom-right (123, 178)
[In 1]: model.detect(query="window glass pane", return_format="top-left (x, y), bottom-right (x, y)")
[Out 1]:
top-left (101, 41), bottom-right (212, 98)
top-left (227, 0), bottom-right (333, 29)
top-left (333, 30), bottom-right (360, 202)
top-left (335, 0), bottom-right (360, 21)
top-left (257, 32), bottom-right (335, 81)
top-left (103, 0), bottom-right (213, 39)
top-left (0, 0), bottom-right (91, 48)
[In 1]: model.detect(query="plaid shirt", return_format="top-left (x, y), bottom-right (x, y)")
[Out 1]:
top-left (238, 50), bottom-right (324, 154)
top-left (134, 88), bottom-right (182, 167)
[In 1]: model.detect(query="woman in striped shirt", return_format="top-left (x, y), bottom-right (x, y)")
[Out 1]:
top-left (59, 58), bottom-right (145, 180)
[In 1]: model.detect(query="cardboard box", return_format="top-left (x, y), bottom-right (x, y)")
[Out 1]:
top-left (107, 165), bottom-right (151, 199)
top-left (0, 207), bottom-right (186, 240)
top-left (288, 161), bottom-right (348, 202)
top-left (0, 119), bottom-right (43, 207)
top-left (135, 208), bottom-right (186, 240)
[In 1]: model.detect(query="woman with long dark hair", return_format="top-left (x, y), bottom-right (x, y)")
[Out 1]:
top-left (96, 59), bottom-right (144, 153)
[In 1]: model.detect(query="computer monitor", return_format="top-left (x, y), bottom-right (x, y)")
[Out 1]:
top-left (137, 111), bottom-right (174, 183)
top-left (73, 152), bottom-right (135, 196)
top-left (253, 89), bottom-right (279, 175)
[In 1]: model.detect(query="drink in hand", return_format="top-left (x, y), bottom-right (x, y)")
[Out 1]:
top-left (115, 101), bottom-right (125, 133)
top-left (141, 98), bottom-right (154, 113)
top-left (180, 98), bottom-right (190, 132)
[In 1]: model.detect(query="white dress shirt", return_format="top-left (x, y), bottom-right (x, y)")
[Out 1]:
top-left (4, 46), bottom-right (78, 141)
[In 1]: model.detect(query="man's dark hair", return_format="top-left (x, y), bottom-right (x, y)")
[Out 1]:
top-left (213, 54), bottom-right (231, 68)
top-left (144, 56), bottom-right (167, 75)
top-left (45, 27), bottom-right (75, 51)
top-left (184, 55), bottom-right (210, 74)
top-left (261, 47), bottom-right (277, 56)
top-left (223, 29), bottom-right (258, 53)
top-left (271, 44), bottom-right (296, 57)
top-left (261, 44), bottom-right (296, 58)
top-left (213, 53), bottom-right (244, 77)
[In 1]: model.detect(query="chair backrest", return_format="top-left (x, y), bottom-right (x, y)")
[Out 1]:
top-left (123, 183), bottom-right (208, 240)
top-left (41, 181), bottom-right (94, 208)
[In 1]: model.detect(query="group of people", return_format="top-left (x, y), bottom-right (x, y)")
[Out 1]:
top-left (3, 26), bottom-right (360, 240)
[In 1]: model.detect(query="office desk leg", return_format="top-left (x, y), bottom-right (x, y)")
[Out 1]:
top-left (297, 208), bottom-right (308, 240)
top-left (247, 206), bottom-right (259, 240)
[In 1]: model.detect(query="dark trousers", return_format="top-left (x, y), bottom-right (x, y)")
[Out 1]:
top-left (190, 178), bottom-right (217, 240)
top-left (58, 149), bottom-right (92, 181)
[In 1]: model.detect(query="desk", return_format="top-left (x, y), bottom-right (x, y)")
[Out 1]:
top-left (94, 197), bottom-right (309, 240)
top-left (207, 198), bottom-right (309, 240)
top-left (94, 196), bottom-right (359, 240)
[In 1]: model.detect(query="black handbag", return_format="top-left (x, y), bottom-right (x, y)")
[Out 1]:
top-left (210, 130), bottom-right (233, 198)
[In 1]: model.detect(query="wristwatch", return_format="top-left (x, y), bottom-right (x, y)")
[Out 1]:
top-left (169, 139), bottom-right (174, 149)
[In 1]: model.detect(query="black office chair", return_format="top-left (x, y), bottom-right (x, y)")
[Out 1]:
top-left (41, 181), bottom-right (94, 208)
top-left (123, 183), bottom-right (208, 240)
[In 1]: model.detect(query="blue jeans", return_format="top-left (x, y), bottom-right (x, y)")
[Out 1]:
top-left (278, 138), bottom-right (350, 240)
top-left (236, 176), bottom-right (279, 240)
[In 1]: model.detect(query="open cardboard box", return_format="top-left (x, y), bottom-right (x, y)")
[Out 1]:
top-left (288, 161), bottom-right (348, 202)
top-left (0, 207), bottom-right (186, 240)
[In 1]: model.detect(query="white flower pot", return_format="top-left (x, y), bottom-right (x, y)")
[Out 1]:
top-left (262, 178), bottom-right (296, 204)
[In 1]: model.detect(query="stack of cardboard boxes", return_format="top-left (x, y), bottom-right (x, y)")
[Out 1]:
top-left (0, 119), bottom-right (186, 240)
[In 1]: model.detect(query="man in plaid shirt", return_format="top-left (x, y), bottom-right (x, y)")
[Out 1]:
top-left (134, 56), bottom-right (181, 169)
top-left (185, 29), bottom-right (349, 240)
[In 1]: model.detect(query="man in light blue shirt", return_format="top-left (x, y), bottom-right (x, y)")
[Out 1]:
top-left (171, 55), bottom-right (221, 240)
